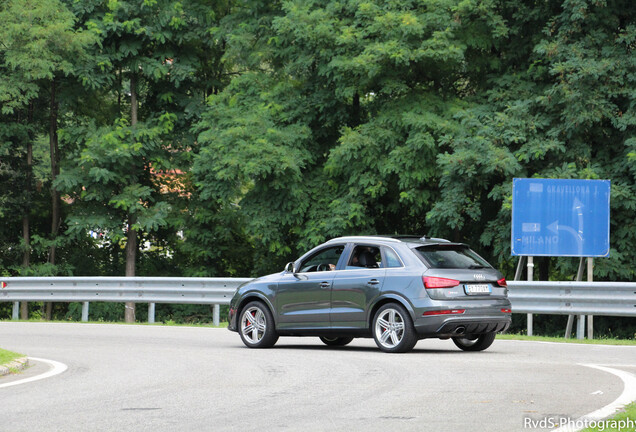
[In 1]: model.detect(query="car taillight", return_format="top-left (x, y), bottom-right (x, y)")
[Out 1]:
top-left (501, 308), bottom-right (512, 313)
top-left (423, 276), bottom-right (460, 289)
top-left (423, 309), bottom-right (466, 316)
top-left (497, 278), bottom-right (507, 287)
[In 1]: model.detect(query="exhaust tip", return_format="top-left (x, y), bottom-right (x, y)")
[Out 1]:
top-left (454, 326), bottom-right (466, 335)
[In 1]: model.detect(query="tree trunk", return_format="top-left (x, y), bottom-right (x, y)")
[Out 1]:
top-left (131, 73), bottom-right (138, 124)
top-left (49, 79), bottom-right (60, 264)
top-left (124, 73), bottom-right (138, 323)
top-left (125, 214), bottom-right (137, 322)
top-left (350, 92), bottom-right (361, 128)
top-left (47, 78), bottom-right (60, 320)
top-left (21, 104), bottom-right (33, 320)
top-left (21, 214), bottom-right (30, 320)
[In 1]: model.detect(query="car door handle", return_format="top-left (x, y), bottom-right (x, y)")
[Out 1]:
top-left (320, 281), bottom-right (331, 289)
top-left (367, 279), bottom-right (380, 285)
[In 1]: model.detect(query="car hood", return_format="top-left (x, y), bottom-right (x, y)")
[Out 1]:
top-left (244, 271), bottom-right (285, 285)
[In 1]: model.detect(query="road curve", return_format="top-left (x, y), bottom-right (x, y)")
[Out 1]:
top-left (1, 322), bottom-right (635, 432)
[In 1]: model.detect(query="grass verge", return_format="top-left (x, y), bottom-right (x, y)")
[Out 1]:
top-left (0, 348), bottom-right (24, 365)
top-left (1, 319), bottom-right (229, 328)
top-left (498, 334), bottom-right (636, 346)
top-left (580, 402), bottom-right (636, 431)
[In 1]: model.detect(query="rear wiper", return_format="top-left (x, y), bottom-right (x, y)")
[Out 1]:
top-left (468, 265), bottom-right (488, 269)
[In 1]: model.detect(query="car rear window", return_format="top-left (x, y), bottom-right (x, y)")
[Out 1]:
top-left (414, 245), bottom-right (491, 269)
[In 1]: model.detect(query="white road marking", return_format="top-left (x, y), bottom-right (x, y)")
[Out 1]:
top-left (590, 390), bottom-right (603, 395)
top-left (500, 339), bottom-right (636, 349)
top-left (0, 357), bottom-right (68, 389)
top-left (555, 364), bottom-right (636, 432)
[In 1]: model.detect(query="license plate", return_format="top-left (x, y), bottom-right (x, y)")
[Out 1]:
top-left (464, 284), bottom-right (491, 295)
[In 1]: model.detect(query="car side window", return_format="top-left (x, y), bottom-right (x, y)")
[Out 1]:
top-left (345, 245), bottom-right (381, 269)
top-left (298, 246), bottom-right (344, 272)
top-left (383, 247), bottom-right (403, 268)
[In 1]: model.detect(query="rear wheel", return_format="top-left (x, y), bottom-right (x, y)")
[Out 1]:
top-left (372, 303), bottom-right (418, 353)
top-left (319, 336), bottom-right (354, 347)
top-left (452, 332), bottom-right (496, 351)
top-left (239, 301), bottom-right (279, 348)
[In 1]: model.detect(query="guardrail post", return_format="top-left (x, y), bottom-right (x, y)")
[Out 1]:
top-left (148, 303), bottom-right (155, 324)
top-left (527, 256), bottom-right (534, 336)
top-left (576, 314), bottom-right (585, 339)
top-left (12, 302), bottom-right (19, 320)
top-left (81, 302), bottom-right (89, 322)
top-left (213, 304), bottom-right (220, 327)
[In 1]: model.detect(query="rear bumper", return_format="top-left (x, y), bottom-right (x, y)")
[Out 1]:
top-left (412, 296), bottom-right (512, 338)
top-left (414, 315), bottom-right (511, 338)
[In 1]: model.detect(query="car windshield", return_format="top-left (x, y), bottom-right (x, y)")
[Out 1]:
top-left (414, 245), bottom-right (491, 269)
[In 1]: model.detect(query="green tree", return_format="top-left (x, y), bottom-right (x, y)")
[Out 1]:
top-left (56, 0), bottom-right (229, 320)
top-left (0, 0), bottom-right (92, 318)
top-left (430, 0), bottom-right (636, 280)
top-left (194, 0), bottom-right (509, 274)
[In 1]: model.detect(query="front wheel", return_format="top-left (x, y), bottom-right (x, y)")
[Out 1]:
top-left (372, 303), bottom-right (418, 353)
top-left (319, 336), bottom-right (354, 347)
top-left (238, 301), bottom-right (279, 348)
top-left (452, 332), bottom-right (496, 351)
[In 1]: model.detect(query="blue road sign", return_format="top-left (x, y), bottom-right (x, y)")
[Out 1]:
top-left (512, 178), bottom-right (610, 257)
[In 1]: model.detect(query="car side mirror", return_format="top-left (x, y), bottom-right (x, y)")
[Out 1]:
top-left (284, 262), bottom-right (296, 274)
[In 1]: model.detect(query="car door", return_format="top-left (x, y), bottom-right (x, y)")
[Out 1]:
top-left (330, 244), bottom-right (385, 329)
top-left (275, 244), bottom-right (346, 330)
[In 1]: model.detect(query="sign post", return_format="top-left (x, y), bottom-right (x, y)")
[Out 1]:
top-left (587, 257), bottom-right (594, 339)
top-left (527, 256), bottom-right (533, 336)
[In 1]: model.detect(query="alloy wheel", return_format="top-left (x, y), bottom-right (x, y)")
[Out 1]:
top-left (241, 306), bottom-right (266, 344)
top-left (375, 308), bottom-right (406, 349)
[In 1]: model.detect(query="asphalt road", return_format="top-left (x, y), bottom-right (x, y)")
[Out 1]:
top-left (1, 322), bottom-right (635, 432)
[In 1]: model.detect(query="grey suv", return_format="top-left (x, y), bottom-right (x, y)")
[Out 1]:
top-left (228, 236), bottom-right (511, 353)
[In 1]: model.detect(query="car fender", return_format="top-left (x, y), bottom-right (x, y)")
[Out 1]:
top-left (236, 290), bottom-right (277, 325)
top-left (367, 293), bottom-right (417, 324)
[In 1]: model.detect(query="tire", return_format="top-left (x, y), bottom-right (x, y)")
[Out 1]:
top-left (319, 336), bottom-right (354, 347)
top-left (372, 303), bottom-right (418, 353)
top-left (238, 301), bottom-right (279, 348)
top-left (452, 332), bottom-right (496, 352)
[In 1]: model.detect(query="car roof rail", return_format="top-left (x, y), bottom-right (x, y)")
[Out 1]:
top-left (386, 234), bottom-right (422, 240)
top-left (387, 234), bottom-right (452, 243)
top-left (422, 236), bottom-right (451, 243)
top-left (326, 236), bottom-right (402, 243)
top-left (327, 235), bottom-right (453, 244)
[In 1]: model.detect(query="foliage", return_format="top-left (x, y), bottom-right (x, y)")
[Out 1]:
top-left (0, 0), bottom-right (93, 276)
top-left (0, 0), bottom-right (634, 331)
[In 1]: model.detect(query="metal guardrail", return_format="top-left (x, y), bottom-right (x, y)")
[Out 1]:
top-left (507, 281), bottom-right (636, 317)
top-left (2, 277), bottom-right (635, 325)
top-left (0, 277), bottom-right (253, 325)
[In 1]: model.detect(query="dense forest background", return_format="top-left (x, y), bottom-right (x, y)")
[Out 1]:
top-left (0, 0), bottom-right (634, 334)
